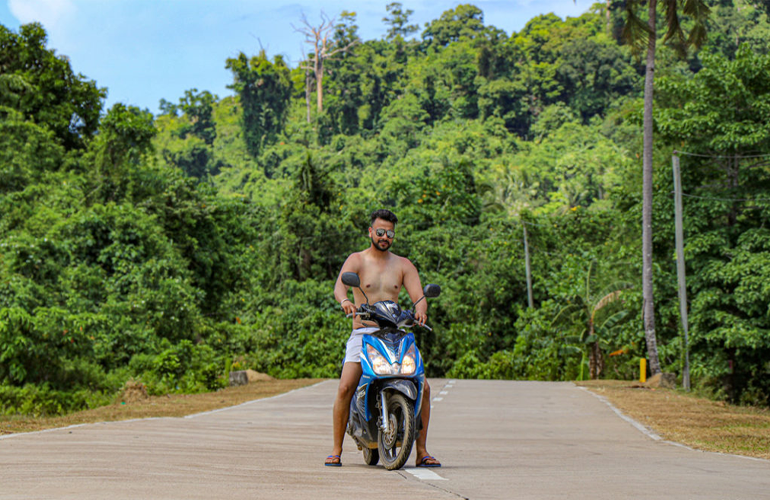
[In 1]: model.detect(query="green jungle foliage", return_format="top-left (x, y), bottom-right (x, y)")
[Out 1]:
top-left (2, 0), bottom-right (770, 415)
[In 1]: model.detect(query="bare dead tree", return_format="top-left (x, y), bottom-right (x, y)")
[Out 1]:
top-left (305, 66), bottom-right (313, 123)
top-left (293, 12), bottom-right (358, 114)
top-left (298, 46), bottom-right (313, 123)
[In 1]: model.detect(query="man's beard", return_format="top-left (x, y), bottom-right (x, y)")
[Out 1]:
top-left (371, 237), bottom-right (391, 252)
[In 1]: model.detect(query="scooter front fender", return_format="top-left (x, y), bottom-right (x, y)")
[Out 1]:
top-left (381, 379), bottom-right (417, 401)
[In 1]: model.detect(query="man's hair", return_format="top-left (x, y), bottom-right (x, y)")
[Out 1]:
top-left (370, 209), bottom-right (398, 226)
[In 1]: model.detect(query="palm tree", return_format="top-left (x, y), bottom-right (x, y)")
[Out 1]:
top-left (621, 0), bottom-right (710, 376)
top-left (480, 167), bottom-right (541, 307)
top-left (552, 260), bottom-right (632, 379)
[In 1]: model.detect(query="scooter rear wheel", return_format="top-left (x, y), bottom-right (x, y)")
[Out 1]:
top-left (377, 393), bottom-right (415, 470)
top-left (362, 447), bottom-right (379, 466)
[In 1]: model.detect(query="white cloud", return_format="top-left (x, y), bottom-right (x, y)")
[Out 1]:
top-left (8, 0), bottom-right (76, 31)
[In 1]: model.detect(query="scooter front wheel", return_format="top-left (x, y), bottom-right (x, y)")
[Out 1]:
top-left (377, 393), bottom-right (415, 470)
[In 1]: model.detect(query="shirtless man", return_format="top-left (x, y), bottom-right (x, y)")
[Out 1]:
top-left (324, 209), bottom-right (441, 468)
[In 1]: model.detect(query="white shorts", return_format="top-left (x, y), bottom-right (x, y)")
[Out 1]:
top-left (344, 327), bottom-right (380, 364)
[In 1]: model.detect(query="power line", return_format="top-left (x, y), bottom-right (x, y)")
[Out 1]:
top-left (674, 150), bottom-right (770, 159)
top-left (681, 192), bottom-right (770, 203)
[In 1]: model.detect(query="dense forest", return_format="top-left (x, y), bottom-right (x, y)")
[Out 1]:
top-left (2, 0), bottom-right (770, 416)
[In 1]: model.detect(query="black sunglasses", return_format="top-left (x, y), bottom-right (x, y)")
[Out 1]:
top-left (374, 228), bottom-right (395, 238)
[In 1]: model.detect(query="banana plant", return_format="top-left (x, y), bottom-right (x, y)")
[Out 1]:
top-left (552, 260), bottom-right (632, 379)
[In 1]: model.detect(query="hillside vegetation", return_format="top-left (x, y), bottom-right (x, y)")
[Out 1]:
top-left (2, 1), bottom-right (770, 416)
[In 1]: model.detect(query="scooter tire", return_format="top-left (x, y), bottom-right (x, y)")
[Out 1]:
top-left (377, 393), bottom-right (415, 471)
top-left (362, 447), bottom-right (379, 466)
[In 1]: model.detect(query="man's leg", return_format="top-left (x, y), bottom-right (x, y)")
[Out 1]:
top-left (326, 361), bottom-right (362, 465)
top-left (415, 380), bottom-right (441, 466)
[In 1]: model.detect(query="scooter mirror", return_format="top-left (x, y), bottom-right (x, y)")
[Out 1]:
top-left (341, 272), bottom-right (361, 288)
top-left (423, 284), bottom-right (441, 298)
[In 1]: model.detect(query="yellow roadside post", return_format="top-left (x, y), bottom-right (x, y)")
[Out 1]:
top-left (640, 359), bottom-right (647, 383)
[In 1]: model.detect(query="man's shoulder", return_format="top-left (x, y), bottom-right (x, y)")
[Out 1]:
top-left (345, 250), bottom-right (367, 266)
top-left (390, 252), bottom-right (416, 269)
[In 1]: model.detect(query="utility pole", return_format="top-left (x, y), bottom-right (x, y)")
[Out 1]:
top-left (523, 223), bottom-right (533, 309)
top-left (672, 152), bottom-right (691, 390)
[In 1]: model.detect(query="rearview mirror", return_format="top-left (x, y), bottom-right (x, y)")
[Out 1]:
top-left (341, 272), bottom-right (360, 288)
top-left (423, 284), bottom-right (441, 298)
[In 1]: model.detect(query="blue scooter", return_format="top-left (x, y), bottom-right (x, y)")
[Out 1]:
top-left (340, 272), bottom-right (440, 470)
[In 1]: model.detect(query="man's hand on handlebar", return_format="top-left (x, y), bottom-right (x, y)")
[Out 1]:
top-left (341, 298), bottom-right (357, 317)
top-left (414, 311), bottom-right (427, 326)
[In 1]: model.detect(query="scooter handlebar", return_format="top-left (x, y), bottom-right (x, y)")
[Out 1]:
top-left (344, 306), bottom-right (432, 330)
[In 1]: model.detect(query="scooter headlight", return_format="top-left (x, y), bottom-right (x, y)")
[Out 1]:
top-left (367, 345), bottom-right (394, 375)
top-left (401, 345), bottom-right (417, 375)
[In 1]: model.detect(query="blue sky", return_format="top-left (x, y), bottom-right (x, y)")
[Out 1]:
top-left (1, 0), bottom-right (593, 114)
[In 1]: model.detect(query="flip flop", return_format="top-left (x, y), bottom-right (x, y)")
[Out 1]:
top-left (416, 455), bottom-right (441, 467)
top-left (325, 455), bottom-right (342, 467)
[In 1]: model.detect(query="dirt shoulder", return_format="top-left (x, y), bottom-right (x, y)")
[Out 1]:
top-left (0, 378), bottom-right (323, 436)
top-left (577, 380), bottom-right (770, 460)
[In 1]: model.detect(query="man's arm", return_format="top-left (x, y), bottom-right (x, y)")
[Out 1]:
top-left (401, 258), bottom-right (427, 325)
top-left (335, 253), bottom-right (360, 316)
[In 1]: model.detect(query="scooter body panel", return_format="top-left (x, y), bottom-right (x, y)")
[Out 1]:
top-left (348, 330), bottom-right (425, 450)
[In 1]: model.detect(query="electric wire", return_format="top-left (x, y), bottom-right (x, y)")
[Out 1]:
top-left (680, 192), bottom-right (770, 203)
top-left (674, 150), bottom-right (770, 159)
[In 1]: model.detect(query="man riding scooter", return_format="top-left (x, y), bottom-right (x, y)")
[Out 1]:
top-left (325, 209), bottom-right (441, 468)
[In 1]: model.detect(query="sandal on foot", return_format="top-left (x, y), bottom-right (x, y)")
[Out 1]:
top-left (416, 455), bottom-right (441, 467)
top-left (325, 455), bottom-right (342, 467)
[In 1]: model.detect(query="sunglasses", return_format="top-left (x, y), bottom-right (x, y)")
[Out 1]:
top-left (374, 228), bottom-right (395, 238)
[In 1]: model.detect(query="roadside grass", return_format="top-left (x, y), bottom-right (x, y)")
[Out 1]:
top-left (0, 378), bottom-right (323, 436)
top-left (577, 380), bottom-right (770, 460)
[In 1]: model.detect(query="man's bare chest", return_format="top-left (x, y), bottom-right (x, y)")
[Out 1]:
top-left (358, 264), bottom-right (403, 300)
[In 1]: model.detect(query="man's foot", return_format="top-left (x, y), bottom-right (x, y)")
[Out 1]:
top-left (416, 455), bottom-right (441, 467)
top-left (324, 455), bottom-right (342, 467)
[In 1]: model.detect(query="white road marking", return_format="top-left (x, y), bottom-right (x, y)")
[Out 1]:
top-left (432, 397), bottom-right (443, 402)
top-left (439, 391), bottom-right (448, 395)
top-left (406, 468), bottom-right (447, 481)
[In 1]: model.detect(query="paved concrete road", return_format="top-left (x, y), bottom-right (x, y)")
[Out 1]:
top-left (1, 380), bottom-right (769, 499)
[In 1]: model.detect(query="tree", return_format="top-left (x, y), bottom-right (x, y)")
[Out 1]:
top-left (753, 0), bottom-right (770, 16)
top-left (480, 166), bottom-right (541, 308)
top-left (421, 4), bottom-right (485, 47)
top-left (655, 45), bottom-right (770, 402)
top-left (0, 107), bottom-right (64, 195)
top-left (294, 12), bottom-right (359, 114)
top-left (552, 260), bottom-right (632, 379)
top-left (157, 89), bottom-right (220, 179)
top-left (621, 0), bottom-right (710, 376)
top-left (159, 89), bottom-right (218, 145)
top-left (0, 23), bottom-right (105, 150)
top-left (555, 38), bottom-right (638, 122)
top-left (383, 2), bottom-right (419, 40)
top-left (226, 51), bottom-right (292, 159)
top-left (90, 103), bottom-right (156, 202)
top-left (278, 152), bottom-right (352, 281)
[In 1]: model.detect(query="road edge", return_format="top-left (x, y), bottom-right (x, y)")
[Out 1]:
top-left (0, 380), bottom-right (331, 441)
top-left (576, 384), bottom-right (770, 463)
